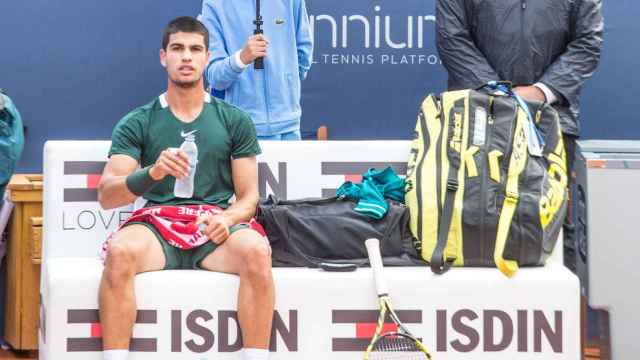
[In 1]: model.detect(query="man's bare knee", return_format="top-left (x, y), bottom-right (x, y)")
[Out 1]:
top-left (103, 224), bottom-right (166, 275)
top-left (103, 241), bottom-right (136, 286)
top-left (241, 234), bottom-right (272, 282)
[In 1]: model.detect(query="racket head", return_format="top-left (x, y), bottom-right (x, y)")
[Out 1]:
top-left (364, 299), bottom-right (433, 360)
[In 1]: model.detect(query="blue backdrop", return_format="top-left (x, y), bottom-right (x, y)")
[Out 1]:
top-left (0, 0), bottom-right (637, 172)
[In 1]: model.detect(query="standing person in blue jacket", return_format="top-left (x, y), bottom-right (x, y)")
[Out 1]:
top-left (200, 0), bottom-right (313, 141)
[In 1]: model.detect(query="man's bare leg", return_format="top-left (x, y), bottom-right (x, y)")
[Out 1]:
top-left (99, 224), bottom-right (166, 355)
top-left (200, 229), bottom-right (275, 351)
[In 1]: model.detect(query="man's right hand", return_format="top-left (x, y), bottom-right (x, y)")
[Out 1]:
top-left (149, 148), bottom-right (190, 181)
top-left (239, 34), bottom-right (269, 65)
top-left (196, 213), bottom-right (232, 245)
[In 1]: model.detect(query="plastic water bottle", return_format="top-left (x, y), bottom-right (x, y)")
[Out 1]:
top-left (173, 134), bottom-right (198, 198)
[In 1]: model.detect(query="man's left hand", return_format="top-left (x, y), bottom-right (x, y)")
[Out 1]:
top-left (197, 214), bottom-right (232, 245)
top-left (513, 85), bottom-right (547, 103)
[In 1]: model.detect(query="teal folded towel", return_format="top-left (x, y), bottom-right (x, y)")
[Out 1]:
top-left (336, 167), bottom-right (406, 219)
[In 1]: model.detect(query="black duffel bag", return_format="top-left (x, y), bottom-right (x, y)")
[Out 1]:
top-left (256, 195), bottom-right (424, 269)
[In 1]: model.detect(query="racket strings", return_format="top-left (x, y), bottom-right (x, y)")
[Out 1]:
top-left (369, 335), bottom-right (428, 360)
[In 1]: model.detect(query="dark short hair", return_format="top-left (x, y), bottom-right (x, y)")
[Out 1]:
top-left (162, 16), bottom-right (209, 50)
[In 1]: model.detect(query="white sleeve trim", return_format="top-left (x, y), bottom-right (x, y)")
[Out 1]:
top-left (534, 83), bottom-right (558, 104)
top-left (234, 50), bottom-right (249, 70)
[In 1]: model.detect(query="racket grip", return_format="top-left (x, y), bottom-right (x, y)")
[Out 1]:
top-left (365, 238), bottom-right (388, 296)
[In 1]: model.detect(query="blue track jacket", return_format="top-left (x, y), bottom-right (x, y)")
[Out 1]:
top-left (201, 0), bottom-right (313, 136)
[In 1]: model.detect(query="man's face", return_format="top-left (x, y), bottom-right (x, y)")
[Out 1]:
top-left (160, 32), bottom-right (209, 88)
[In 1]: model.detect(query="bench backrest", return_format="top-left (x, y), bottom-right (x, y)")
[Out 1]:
top-left (42, 140), bottom-right (411, 260)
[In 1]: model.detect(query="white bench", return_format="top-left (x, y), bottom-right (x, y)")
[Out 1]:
top-left (39, 140), bottom-right (580, 360)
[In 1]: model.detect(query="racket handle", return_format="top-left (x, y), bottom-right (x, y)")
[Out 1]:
top-left (365, 238), bottom-right (388, 296)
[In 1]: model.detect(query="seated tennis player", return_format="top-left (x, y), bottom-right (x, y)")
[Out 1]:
top-left (97, 16), bottom-right (274, 360)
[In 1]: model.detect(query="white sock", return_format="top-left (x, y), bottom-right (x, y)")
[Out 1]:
top-left (103, 349), bottom-right (129, 360)
top-left (243, 347), bottom-right (269, 360)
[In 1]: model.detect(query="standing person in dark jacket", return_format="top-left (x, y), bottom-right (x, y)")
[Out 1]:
top-left (436, 0), bottom-right (604, 270)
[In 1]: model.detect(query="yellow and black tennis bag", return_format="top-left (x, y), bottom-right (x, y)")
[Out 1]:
top-left (406, 84), bottom-right (567, 277)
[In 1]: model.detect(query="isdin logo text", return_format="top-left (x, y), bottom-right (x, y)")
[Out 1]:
top-left (309, 4), bottom-right (439, 65)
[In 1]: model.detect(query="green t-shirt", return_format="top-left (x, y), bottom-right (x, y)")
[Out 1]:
top-left (109, 93), bottom-right (261, 208)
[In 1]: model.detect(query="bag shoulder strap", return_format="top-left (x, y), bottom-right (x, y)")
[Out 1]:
top-left (431, 175), bottom-right (457, 274)
top-left (430, 94), bottom-right (462, 274)
top-left (493, 102), bottom-right (530, 277)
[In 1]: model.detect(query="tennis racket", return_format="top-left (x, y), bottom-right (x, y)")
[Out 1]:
top-left (364, 238), bottom-right (433, 360)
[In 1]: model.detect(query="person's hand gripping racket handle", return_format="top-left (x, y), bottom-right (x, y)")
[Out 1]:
top-left (365, 238), bottom-right (388, 296)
